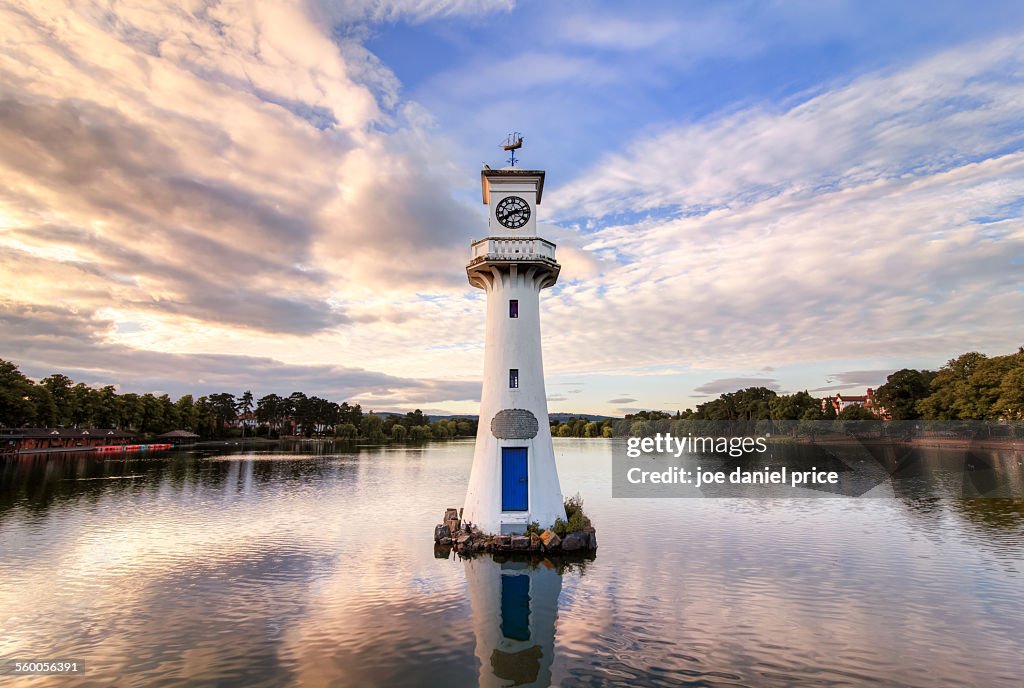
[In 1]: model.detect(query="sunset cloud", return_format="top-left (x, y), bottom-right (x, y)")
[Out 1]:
top-left (1, 2), bottom-right (1022, 414)
top-left (693, 379), bottom-right (781, 396)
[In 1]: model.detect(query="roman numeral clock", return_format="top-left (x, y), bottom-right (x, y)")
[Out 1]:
top-left (494, 195), bottom-right (531, 230)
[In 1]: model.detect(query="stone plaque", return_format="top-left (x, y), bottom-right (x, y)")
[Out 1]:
top-left (490, 408), bottom-right (539, 440)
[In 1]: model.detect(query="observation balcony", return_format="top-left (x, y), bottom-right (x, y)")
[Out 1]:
top-left (466, 237), bottom-right (560, 290)
top-left (468, 237), bottom-right (558, 267)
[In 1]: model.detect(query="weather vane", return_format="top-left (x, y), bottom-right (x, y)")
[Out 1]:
top-left (501, 132), bottom-right (523, 166)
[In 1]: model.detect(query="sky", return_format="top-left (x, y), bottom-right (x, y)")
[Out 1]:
top-left (1, 0), bottom-right (1023, 416)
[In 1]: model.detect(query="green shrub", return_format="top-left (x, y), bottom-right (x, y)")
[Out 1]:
top-left (525, 521), bottom-right (541, 535)
top-left (553, 494), bottom-right (591, 536)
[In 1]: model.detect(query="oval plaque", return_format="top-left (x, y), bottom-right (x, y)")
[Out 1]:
top-left (490, 408), bottom-right (539, 440)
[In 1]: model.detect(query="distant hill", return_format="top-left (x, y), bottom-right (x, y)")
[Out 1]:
top-left (548, 412), bottom-right (618, 423)
top-left (426, 412), bottom-right (619, 423)
top-left (426, 414), bottom-right (478, 422)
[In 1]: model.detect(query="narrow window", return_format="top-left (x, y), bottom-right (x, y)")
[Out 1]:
top-left (509, 369), bottom-right (519, 389)
top-left (509, 299), bottom-right (519, 318)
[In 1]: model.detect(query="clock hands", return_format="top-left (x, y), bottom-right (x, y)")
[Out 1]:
top-left (495, 195), bottom-right (531, 229)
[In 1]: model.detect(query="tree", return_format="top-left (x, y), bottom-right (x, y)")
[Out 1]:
top-left (70, 383), bottom-right (97, 427)
top-left (175, 394), bottom-right (198, 431)
top-left (696, 387), bottom-right (778, 421)
top-left (288, 392), bottom-right (309, 436)
top-left (916, 351), bottom-right (1020, 420)
top-left (959, 354), bottom-right (1020, 419)
top-left (820, 397), bottom-right (837, 420)
top-left (837, 404), bottom-right (876, 420)
top-left (629, 420), bottom-right (652, 437)
top-left (238, 390), bottom-right (254, 437)
top-left (94, 386), bottom-right (121, 428)
top-left (993, 358), bottom-right (1024, 419)
top-left (0, 359), bottom-right (36, 427)
top-left (138, 393), bottom-right (166, 434)
top-left (339, 402), bottom-right (363, 428)
top-left (194, 396), bottom-right (218, 437)
top-left (27, 384), bottom-right (57, 427)
top-left (41, 374), bottom-right (75, 426)
top-left (239, 390), bottom-right (254, 415)
top-left (409, 424), bottom-right (431, 441)
top-left (119, 393), bottom-right (144, 431)
top-left (157, 394), bottom-right (178, 434)
top-left (361, 412), bottom-right (385, 442)
top-left (207, 393), bottom-right (238, 436)
top-left (769, 391), bottom-right (822, 421)
top-left (875, 369), bottom-right (935, 420)
top-left (400, 409), bottom-right (428, 429)
top-left (256, 394), bottom-right (285, 434)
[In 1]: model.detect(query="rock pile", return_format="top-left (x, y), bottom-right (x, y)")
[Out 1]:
top-left (432, 508), bottom-right (597, 554)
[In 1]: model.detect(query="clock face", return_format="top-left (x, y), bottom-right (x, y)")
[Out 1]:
top-left (495, 195), bottom-right (531, 230)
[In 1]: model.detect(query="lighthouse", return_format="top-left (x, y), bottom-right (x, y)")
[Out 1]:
top-left (462, 162), bottom-right (566, 535)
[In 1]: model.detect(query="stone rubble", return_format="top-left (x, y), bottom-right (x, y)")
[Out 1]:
top-left (431, 508), bottom-right (597, 555)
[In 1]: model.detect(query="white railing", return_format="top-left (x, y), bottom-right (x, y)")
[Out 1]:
top-left (469, 237), bottom-right (557, 263)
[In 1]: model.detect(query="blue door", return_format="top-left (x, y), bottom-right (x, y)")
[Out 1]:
top-left (502, 447), bottom-right (528, 511)
top-left (500, 573), bottom-right (531, 641)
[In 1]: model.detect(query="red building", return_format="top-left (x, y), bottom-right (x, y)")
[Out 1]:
top-left (1, 428), bottom-right (137, 454)
top-left (823, 388), bottom-right (890, 419)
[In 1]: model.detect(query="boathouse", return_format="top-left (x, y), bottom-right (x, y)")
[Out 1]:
top-left (0, 428), bottom-right (137, 454)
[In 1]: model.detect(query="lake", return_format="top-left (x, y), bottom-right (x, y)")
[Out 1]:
top-left (2, 439), bottom-right (1023, 687)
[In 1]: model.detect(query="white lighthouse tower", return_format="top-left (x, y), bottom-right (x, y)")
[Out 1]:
top-left (463, 157), bottom-right (565, 535)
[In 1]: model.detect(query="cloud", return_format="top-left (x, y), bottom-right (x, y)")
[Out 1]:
top-left (0, 301), bottom-right (478, 406)
top-left (555, 8), bottom-right (755, 59)
top-left (0, 0), bottom-right (482, 341)
top-left (533, 36), bottom-right (1024, 382)
top-left (607, 397), bottom-right (637, 404)
top-left (829, 370), bottom-right (893, 385)
top-left (309, 0), bottom-right (514, 25)
top-left (809, 369), bottom-right (893, 392)
top-left (549, 36), bottom-right (1024, 219)
top-left (2, 3), bottom-right (1023, 414)
top-left (693, 378), bottom-right (780, 395)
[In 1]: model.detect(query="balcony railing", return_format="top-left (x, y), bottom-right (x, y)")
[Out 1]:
top-left (468, 237), bottom-right (557, 265)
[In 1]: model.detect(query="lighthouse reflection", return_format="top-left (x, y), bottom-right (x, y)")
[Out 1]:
top-left (464, 556), bottom-right (564, 688)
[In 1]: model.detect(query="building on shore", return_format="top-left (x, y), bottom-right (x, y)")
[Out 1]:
top-left (156, 430), bottom-right (201, 446)
top-left (1, 428), bottom-right (137, 454)
top-left (225, 412), bottom-right (258, 430)
top-left (823, 388), bottom-right (890, 419)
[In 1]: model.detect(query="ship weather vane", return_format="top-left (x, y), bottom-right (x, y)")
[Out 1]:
top-left (501, 132), bottom-right (524, 167)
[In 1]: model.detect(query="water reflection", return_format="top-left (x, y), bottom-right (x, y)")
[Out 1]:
top-left (463, 553), bottom-right (596, 688)
top-left (1, 441), bottom-right (1023, 687)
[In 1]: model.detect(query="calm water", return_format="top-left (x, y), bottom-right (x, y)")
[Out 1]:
top-left (1, 439), bottom-right (1023, 687)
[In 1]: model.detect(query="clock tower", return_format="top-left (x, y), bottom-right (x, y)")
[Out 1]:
top-left (463, 167), bottom-right (566, 535)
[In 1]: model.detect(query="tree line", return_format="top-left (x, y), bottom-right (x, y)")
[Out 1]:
top-left (670, 346), bottom-right (1021, 423)
top-left (548, 346), bottom-right (1024, 437)
top-left (876, 349), bottom-right (1023, 420)
top-left (3, 345), bottom-right (1020, 440)
top-left (0, 359), bottom-right (477, 441)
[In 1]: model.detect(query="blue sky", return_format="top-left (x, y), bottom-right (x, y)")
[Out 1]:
top-left (1, 0), bottom-right (1023, 415)
top-left (367, 1), bottom-right (1024, 176)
